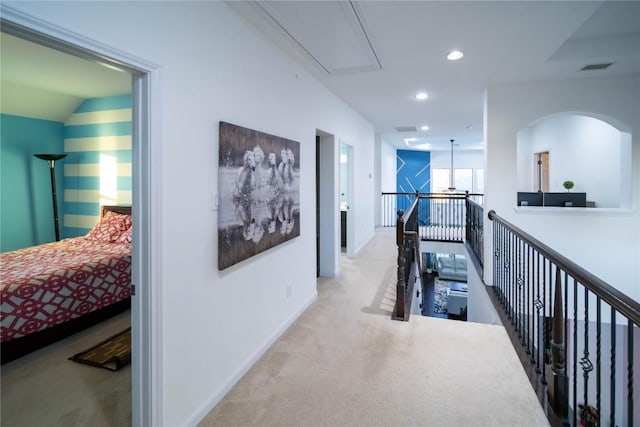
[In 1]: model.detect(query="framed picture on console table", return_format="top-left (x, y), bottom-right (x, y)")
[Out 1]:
top-left (218, 121), bottom-right (300, 270)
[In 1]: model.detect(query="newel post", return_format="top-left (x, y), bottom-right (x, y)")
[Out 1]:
top-left (550, 267), bottom-right (569, 422)
top-left (396, 209), bottom-right (405, 319)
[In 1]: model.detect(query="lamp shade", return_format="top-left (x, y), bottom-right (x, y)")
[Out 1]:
top-left (34, 154), bottom-right (67, 161)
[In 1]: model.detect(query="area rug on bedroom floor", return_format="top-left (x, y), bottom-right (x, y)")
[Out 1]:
top-left (69, 327), bottom-right (131, 371)
top-left (434, 279), bottom-right (448, 314)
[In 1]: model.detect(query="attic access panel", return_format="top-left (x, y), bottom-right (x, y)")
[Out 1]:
top-left (257, 1), bottom-right (381, 75)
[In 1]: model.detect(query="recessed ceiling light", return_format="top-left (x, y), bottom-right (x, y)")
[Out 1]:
top-left (405, 137), bottom-right (418, 142)
top-left (421, 125), bottom-right (430, 131)
top-left (415, 92), bottom-right (428, 101)
top-left (447, 50), bottom-right (464, 61)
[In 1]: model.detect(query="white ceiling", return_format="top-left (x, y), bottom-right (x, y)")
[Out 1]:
top-left (231, 0), bottom-right (640, 151)
top-left (0, 32), bottom-right (131, 122)
top-left (1, 1), bottom-right (639, 150)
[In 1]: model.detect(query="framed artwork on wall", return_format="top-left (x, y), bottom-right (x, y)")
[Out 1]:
top-left (218, 121), bottom-right (300, 270)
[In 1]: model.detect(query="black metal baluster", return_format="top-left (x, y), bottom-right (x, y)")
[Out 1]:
top-left (520, 240), bottom-right (526, 344)
top-left (535, 251), bottom-right (542, 373)
top-left (518, 238), bottom-right (524, 341)
top-left (509, 233), bottom-right (514, 323)
top-left (564, 271), bottom-right (569, 421)
top-left (515, 236), bottom-right (520, 331)
top-left (494, 222), bottom-right (498, 298)
top-left (503, 228), bottom-right (508, 312)
top-left (581, 287), bottom-right (592, 415)
top-left (500, 225), bottom-right (505, 306)
top-left (428, 198), bottom-right (432, 239)
top-left (526, 244), bottom-right (532, 356)
top-left (455, 197), bottom-right (459, 239)
top-left (596, 296), bottom-right (601, 427)
top-left (506, 228), bottom-right (511, 311)
top-left (504, 225), bottom-right (509, 307)
top-left (494, 221), bottom-right (499, 299)
top-left (541, 256), bottom-right (547, 385)
top-left (628, 319), bottom-right (633, 427)
top-left (573, 278), bottom-right (578, 427)
top-left (501, 222), bottom-right (505, 303)
top-left (610, 309), bottom-right (616, 427)
top-left (447, 198), bottom-right (451, 240)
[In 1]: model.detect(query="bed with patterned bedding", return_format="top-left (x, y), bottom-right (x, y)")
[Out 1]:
top-left (0, 205), bottom-right (132, 363)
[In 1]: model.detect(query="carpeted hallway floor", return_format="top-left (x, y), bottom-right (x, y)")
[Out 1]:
top-left (200, 228), bottom-right (550, 427)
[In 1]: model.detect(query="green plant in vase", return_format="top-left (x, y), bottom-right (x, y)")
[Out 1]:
top-left (563, 180), bottom-right (575, 192)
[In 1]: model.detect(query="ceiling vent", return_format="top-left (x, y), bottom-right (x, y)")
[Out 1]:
top-left (395, 126), bottom-right (417, 132)
top-left (580, 63), bottom-right (613, 71)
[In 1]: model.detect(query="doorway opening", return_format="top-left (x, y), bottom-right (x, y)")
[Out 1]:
top-left (534, 151), bottom-right (549, 193)
top-left (1, 9), bottom-right (157, 426)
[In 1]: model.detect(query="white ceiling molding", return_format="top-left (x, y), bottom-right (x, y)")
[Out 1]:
top-left (255, 0), bottom-right (381, 75)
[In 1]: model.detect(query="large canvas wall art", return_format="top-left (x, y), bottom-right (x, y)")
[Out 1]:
top-left (218, 121), bottom-right (300, 270)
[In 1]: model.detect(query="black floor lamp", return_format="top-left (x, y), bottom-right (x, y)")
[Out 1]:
top-left (34, 153), bottom-right (67, 241)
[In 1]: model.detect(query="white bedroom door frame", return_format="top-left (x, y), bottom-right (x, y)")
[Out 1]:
top-left (0, 5), bottom-right (163, 426)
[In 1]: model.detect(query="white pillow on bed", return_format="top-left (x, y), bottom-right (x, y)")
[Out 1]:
top-left (86, 211), bottom-right (132, 242)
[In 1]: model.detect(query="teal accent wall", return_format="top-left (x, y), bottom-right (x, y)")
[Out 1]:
top-left (0, 114), bottom-right (65, 251)
top-left (397, 149), bottom-right (431, 194)
top-left (397, 149), bottom-right (431, 223)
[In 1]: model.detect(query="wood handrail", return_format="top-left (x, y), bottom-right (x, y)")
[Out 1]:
top-left (488, 209), bottom-right (640, 326)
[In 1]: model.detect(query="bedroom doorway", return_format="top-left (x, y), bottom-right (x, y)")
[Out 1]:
top-left (1, 9), bottom-right (158, 426)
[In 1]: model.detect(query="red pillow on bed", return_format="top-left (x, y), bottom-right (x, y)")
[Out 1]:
top-left (86, 211), bottom-right (132, 242)
top-left (116, 226), bottom-right (132, 244)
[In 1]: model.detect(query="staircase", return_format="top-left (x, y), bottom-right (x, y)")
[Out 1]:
top-left (389, 192), bottom-right (639, 426)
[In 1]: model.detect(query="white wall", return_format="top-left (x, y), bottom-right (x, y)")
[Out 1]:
top-left (375, 134), bottom-right (397, 227)
top-left (6, 2), bottom-right (376, 425)
top-left (517, 114), bottom-right (625, 207)
top-left (485, 75), bottom-right (640, 301)
top-left (380, 137), bottom-right (397, 193)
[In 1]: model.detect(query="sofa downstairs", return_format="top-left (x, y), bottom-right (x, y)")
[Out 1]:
top-left (436, 255), bottom-right (467, 282)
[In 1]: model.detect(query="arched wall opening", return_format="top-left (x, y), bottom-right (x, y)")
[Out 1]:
top-left (516, 112), bottom-right (632, 208)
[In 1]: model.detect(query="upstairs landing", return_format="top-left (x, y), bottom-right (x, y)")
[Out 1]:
top-left (201, 228), bottom-right (549, 426)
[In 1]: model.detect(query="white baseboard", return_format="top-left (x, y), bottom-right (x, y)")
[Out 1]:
top-left (183, 290), bottom-right (318, 427)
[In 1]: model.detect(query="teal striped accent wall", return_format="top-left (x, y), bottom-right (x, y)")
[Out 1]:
top-left (63, 95), bottom-right (132, 237)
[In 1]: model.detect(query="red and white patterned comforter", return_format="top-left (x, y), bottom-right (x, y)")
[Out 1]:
top-left (1, 237), bottom-right (131, 342)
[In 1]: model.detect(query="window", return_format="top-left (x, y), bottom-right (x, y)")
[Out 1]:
top-left (432, 168), bottom-right (450, 192)
top-left (454, 169), bottom-right (472, 192)
top-left (433, 168), bottom-right (481, 192)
